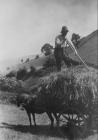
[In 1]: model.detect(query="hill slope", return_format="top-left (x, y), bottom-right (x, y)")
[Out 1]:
top-left (13, 55), bottom-right (50, 71)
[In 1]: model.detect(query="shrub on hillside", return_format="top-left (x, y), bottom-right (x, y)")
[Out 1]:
top-left (16, 67), bottom-right (27, 80)
top-left (0, 76), bottom-right (22, 92)
top-left (6, 71), bottom-right (16, 78)
top-left (21, 59), bottom-right (24, 63)
top-left (16, 66), bottom-right (37, 81)
top-left (35, 55), bottom-right (40, 59)
top-left (30, 66), bottom-right (36, 74)
top-left (24, 66), bottom-right (36, 80)
top-left (0, 91), bottom-right (18, 104)
top-left (25, 58), bottom-right (30, 63)
top-left (17, 66), bottom-right (36, 80)
top-left (35, 68), bottom-right (46, 77)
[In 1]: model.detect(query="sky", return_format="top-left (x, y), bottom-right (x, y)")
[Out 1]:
top-left (0, 0), bottom-right (97, 72)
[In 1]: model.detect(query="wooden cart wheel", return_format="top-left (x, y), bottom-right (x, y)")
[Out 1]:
top-left (58, 109), bottom-right (89, 138)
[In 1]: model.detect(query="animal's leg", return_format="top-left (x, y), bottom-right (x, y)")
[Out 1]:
top-left (47, 112), bottom-right (54, 128)
top-left (32, 113), bottom-right (36, 127)
top-left (53, 113), bottom-right (59, 127)
top-left (27, 111), bottom-right (32, 126)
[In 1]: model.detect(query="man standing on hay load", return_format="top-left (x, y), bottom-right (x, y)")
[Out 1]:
top-left (54, 26), bottom-right (79, 71)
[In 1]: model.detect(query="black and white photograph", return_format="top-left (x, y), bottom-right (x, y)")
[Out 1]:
top-left (0, 0), bottom-right (97, 140)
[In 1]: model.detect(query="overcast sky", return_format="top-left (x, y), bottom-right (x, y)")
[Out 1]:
top-left (0, 0), bottom-right (97, 71)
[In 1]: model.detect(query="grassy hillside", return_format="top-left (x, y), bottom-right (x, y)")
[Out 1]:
top-left (14, 55), bottom-right (50, 71)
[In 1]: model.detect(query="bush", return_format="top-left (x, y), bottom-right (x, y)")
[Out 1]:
top-left (6, 71), bottom-right (16, 78)
top-left (25, 58), bottom-right (29, 63)
top-left (16, 66), bottom-right (37, 80)
top-left (30, 66), bottom-right (36, 74)
top-left (35, 69), bottom-right (46, 77)
top-left (0, 77), bottom-right (22, 92)
top-left (21, 59), bottom-right (24, 63)
top-left (35, 55), bottom-right (39, 59)
top-left (24, 66), bottom-right (36, 80)
top-left (16, 67), bottom-right (27, 80)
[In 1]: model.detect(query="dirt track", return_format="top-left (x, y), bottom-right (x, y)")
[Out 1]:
top-left (0, 104), bottom-right (98, 140)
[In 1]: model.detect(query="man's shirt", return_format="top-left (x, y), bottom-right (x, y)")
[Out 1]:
top-left (55, 34), bottom-right (67, 48)
top-left (55, 34), bottom-right (69, 56)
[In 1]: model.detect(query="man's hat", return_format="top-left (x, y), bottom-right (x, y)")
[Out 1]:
top-left (61, 26), bottom-right (69, 33)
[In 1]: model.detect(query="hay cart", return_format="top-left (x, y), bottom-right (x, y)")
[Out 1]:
top-left (40, 70), bottom-right (98, 136)
top-left (57, 92), bottom-right (94, 134)
top-left (56, 76), bottom-right (98, 136)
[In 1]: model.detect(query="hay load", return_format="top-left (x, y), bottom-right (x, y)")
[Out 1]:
top-left (38, 65), bottom-right (98, 114)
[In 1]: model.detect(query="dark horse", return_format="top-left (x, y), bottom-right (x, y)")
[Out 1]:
top-left (17, 93), bottom-right (58, 127)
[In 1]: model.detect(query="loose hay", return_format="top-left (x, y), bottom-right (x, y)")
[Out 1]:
top-left (38, 66), bottom-right (98, 113)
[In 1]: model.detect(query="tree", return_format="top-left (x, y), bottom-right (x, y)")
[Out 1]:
top-left (35, 55), bottom-right (39, 59)
top-left (6, 71), bottom-right (16, 78)
top-left (21, 59), bottom-right (24, 63)
top-left (6, 67), bottom-right (10, 71)
top-left (16, 67), bottom-right (27, 80)
top-left (41, 43), bottom-right (53, 56)
top-left (30, 66), bottom-right (36, 75)
top-left (25, 58), bottom-right (29, 63)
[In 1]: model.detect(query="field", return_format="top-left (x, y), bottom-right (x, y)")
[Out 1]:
top-left (0, 104), bottom-right (97, 140)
